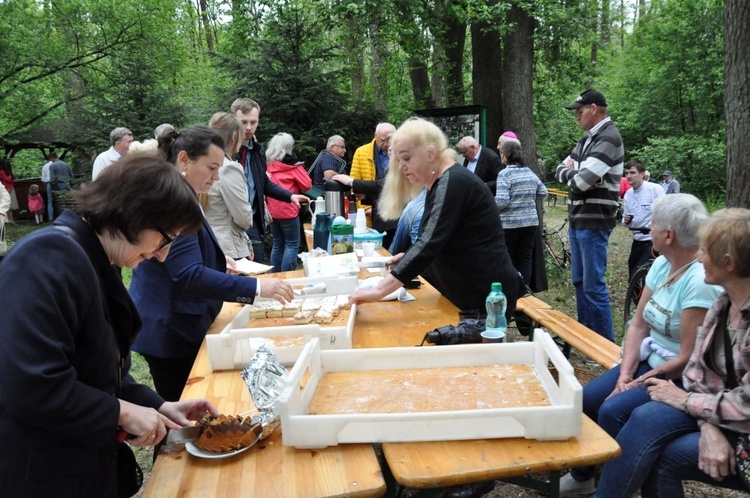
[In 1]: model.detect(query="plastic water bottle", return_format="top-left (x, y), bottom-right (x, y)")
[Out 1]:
top-left (485, 282), bottom-right (507, 333)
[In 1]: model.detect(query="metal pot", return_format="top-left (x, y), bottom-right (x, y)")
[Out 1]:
top-left (324, 179), bottom-right (348, 218)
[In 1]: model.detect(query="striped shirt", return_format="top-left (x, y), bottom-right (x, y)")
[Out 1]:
top-left (495, 165), bottom-right (548, 228)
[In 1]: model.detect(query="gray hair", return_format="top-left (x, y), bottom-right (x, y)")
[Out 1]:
top-left (110, 127), bottom-right (133, 146)
top-left (327, 135), bottom-right (344, 149)
top-left (651, 193), bottom-right (708, 248)
top-left (266, 132), bottom-right (295, 163)
top-left (154, 123), bottom-right (175, 140)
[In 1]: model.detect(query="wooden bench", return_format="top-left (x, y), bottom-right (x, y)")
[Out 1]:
top-left (533, 309), bottom-right (621, 370)
top-left (514, 295), bottom-right (621, 370)
top-left (547, 188), bottom-right (569, 207)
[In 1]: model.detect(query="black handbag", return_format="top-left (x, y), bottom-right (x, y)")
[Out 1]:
top-left (117, 442), bottom-right (143, 498)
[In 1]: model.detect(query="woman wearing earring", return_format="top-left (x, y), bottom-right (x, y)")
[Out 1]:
top-left (205, 112), bottom-right (254, 261)
top-left (350, 118), bottom-right (523, 320)
top-left (129, 126), bottom-right (294, 404)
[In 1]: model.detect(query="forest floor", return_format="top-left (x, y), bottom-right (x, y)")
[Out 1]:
top-left (4, 205), bottom-right (748, 497)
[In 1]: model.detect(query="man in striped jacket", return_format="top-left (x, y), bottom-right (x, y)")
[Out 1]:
top-left (556, 89), bottom-right (624, 343)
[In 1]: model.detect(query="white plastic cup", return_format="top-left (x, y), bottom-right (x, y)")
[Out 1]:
top-left (481, 330), bottom-right (506, 343)
top-left (355, 208), bottom-right (367, 233)
top-left (362, 242), bottom-right (376, 257)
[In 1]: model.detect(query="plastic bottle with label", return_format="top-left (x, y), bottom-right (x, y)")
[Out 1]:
top-left (485, 282), bottom-right (508, 333)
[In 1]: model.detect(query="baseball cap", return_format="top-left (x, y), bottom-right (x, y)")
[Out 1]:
top-left (663, 170), bottom-right (672, 176)
top-left (565, 89), bottom-right (608, 109)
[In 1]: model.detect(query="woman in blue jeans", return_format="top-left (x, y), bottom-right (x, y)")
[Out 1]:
top-left (560, 194), bottom-right (722, 496)
top-left (592, 208), bottom-right (750, 497)
top-left (266, 133), bottom-right (311, 272)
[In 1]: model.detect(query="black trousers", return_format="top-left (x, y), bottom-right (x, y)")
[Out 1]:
top-left (628, 239), bottom-right (655, 279)
top-left (141, 354), bottom-right (196, 402)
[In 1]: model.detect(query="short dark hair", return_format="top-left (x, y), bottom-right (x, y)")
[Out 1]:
top-left (500, 139), bottom-right (525, 165)
top-left (624, 160), bottom-right (646, 173)
top-left (74, 154), bottom-right (203, 243)
top-left (157, 125), bottom-right (225, 165)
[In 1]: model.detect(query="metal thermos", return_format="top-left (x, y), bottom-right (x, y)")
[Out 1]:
top-left (324, 179), bottom-right (348, 218)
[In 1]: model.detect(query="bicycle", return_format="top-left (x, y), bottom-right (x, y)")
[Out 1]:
top-left (543, 218), bottom-right (571, 269)
top-left (622, 228), bottom-right (657, 325)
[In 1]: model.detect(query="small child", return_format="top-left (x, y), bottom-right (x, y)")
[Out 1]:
top-left (27, 184), bottom-right (45, 224)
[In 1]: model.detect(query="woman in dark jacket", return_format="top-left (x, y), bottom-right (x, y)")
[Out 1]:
top-left (130, 126), bottom-right (294, 403)
top-left (0, 155), bottom-right (217, 497)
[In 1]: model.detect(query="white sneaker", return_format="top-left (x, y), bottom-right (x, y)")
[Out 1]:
top-left (558, 473), bottom-right (596, 496)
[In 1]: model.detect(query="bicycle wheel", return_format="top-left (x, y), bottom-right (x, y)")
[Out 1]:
top-left (623, 262), bottom-right (652, 324)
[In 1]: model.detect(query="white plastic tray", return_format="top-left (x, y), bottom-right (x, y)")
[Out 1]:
top-left (279, 331), bottom-right (582, 448)
top-left (206, 275), bottom-right (358, 370)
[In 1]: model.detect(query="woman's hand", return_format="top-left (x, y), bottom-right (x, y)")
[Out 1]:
top-left (159, 399), bottom-right (218, 426)
top-left (332, 174), bottom-right (353, 187)
top-left (290, 194), bottom-right (307, 209)
top-left (607, 373), bottom-right (636, 399)
top-left (348, 273), bottom-right (402, 305)
top-left (226, 256), bottom-right (240, 275)
top-left (118, 399), bottom-right (181, 447)
top-left (645, 378), bottom-right (688, 410)
top-left (260, 278), bottom-right (294, 303)
top-left (699, 423), bottom-right (736, 481)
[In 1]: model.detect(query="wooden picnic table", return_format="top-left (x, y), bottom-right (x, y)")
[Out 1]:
top-left (142, 265), bottom-right (620, 497)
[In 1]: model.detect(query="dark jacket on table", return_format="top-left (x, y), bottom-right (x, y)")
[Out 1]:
top-left (464, 146), bottom-right (503, 195)
top-left (391, 165), bottom-right (523, 316)
top-left (0, 210), bottom-right (164, 497)
top-left (238, 139), bottom-right (294, 236)
top-left (130, 218), bottom-right (258, 361)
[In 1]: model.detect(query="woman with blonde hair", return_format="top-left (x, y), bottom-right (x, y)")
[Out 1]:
top-left (205, 111), bottom-right (254, 260)
top-left (351, 118), bottom-right (523, 321)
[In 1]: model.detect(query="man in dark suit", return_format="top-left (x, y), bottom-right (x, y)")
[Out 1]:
top-left (457, 136), bottom-right (503, 195)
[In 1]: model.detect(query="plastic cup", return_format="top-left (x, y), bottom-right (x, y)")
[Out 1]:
top-left (481, 330), bottom-right (506, 343)
top-left (362, 242), bottom-right (376, 257)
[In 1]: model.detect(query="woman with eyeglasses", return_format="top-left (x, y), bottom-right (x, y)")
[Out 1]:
top-left (0, 155), bottom-right (218, 496)
top-left (129, 126), bottom-right (294, 404)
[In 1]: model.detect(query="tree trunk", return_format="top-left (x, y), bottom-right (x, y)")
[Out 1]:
top-left (440, 18), bottom-right (466, 106)
top-left (369, 23), bottom-right (388, 112)
top-left (199, 0), bottom-right (214, 53)
top-left (500, 3), bottom-right (540, 177)
top-left (471, 18), bottom-right (502, 147)
top-left (344, 19), bottom-right (365, 101)
top-left (408, 58), bottom-right (434, 109)
top-left (724, 0), bottom-right (750, 208)
top-left (638, 0), bottom-right (647, 19)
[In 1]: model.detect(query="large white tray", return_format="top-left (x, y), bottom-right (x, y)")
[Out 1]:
top-left (279, 331), bottom-right (582, 448)
top-left (206, 275), bottom-right (358, 370)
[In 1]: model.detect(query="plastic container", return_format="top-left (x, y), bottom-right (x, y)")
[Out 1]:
top-left (278, 331), bottom-right (583, 448)
top-left (353, 228), bottom-right (385, 250)
top-left (330, 223), bottom-right (354, 254)
top-left (485, 282), bottom-right (508, 333)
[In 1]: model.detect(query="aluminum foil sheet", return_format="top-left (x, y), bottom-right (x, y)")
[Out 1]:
top-left (241, 345), bottom-right (287, 436)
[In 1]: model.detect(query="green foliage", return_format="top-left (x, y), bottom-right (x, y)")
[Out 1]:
top-left (630, 134), bottom-right (726, 198)
top-left (225, 0), bottom-right (385, 163)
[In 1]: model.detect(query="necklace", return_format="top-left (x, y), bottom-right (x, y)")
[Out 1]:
top-left (655, 258), bottom-right (697, 293)
top-left (729, 294), bottom-right (750, 329)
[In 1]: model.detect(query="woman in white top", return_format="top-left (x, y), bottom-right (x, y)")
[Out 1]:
top-left (204, 112), bottom-right (254, 260)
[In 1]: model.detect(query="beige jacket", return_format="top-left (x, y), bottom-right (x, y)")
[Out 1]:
top-left (205, 157), bottom-right (254, 259)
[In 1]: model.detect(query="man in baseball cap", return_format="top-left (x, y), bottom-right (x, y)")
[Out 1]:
top-left (555, 88), bottom-right (623, 348)
top-left (564, 88), bottom-right (608, 109)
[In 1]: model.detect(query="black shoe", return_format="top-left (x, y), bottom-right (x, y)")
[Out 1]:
top-left (443, 480), bottom-right (495, 498)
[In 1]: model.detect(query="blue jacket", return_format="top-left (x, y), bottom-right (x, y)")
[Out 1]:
top-left (130, 218), bottom-right (258, 360)
top-left (0, 211), bottom-right (163, 496)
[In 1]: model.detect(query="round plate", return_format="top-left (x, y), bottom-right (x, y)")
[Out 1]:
top-left (185, 441), bottom-right (253, 460)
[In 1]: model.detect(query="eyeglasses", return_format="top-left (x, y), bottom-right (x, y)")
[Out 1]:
top-left (156, 228), bottom-right (176, 251)
top-left (333, 144), bottom-right (346, 149)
